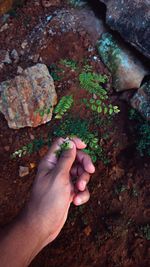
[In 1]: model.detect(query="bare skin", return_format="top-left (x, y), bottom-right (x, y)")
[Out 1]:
top-left (0, 137), bottom-right (95, 267)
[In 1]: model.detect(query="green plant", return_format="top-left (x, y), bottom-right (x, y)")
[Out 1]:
top-left (12, 138), bottom-right (46, 158)
top-left (54, 95), bottom-right (74, 119)
top-left (53, 117), bottom-right (106, 163)
top-left (60, 59), bottom-right (78, 70)
top-left (79, 72), bottom-right (120, 116)
top-left (82, 64), bottom-right (93, 72)
top-left (83, 98), bottom-right (120, 115)
top-left (79, 72), bottom-right (108, 97)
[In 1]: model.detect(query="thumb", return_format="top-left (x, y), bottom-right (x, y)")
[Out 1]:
top-left (56, 140), bottom-right (76, 175)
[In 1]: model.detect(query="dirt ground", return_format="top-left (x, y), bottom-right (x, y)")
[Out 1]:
top-left (0, 1), bottom-right (149, 267)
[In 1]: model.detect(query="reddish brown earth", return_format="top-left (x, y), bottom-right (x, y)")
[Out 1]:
top-left (0, 1), bottom-right (149, 267)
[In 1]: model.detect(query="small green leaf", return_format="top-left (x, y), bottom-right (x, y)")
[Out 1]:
top-left (97, 106), bottom-right (102, 113)
top-left (91, 105), bottom-right (97, 111)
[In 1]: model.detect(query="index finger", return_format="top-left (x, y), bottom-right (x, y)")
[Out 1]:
top-left (76, 150), bottom-right (95, 174)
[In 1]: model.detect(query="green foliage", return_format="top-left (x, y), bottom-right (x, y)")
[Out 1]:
top-left (79, 72), bottom-right (108, 97)
top-left (82, 64), bottom-right (93, 72)
top-left (129, 109), bottom-right (150, 156)
top-left (54, 95), bottom-right (74, 119)
top-left (53, 117), bottom-right (105, 163)
top-left (83, 98), bottom-right (120, 115)
top-left (60, 59), bottom-right (78, 70)
top-left (79, 72), bottom-right (120, 116)
top-left (12, 138), bottom-right (47, 158)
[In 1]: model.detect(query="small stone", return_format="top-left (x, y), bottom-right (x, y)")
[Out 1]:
top-left (29, 133), bottom-right (35, 140)
top-left (30, 163), bottom-right (36, 169)
top-left (21, 40), bottom-right (28, 49)
top-left (17, 66), bottom-right (23, 74)
top-left (0, 63), bottom-right (4, 69)
top-left (0, 50), bottom-right (12, 64)
top-left (0, 23), bottom-right (9, 32)
top-left (19, 166), bottom-right (29, 177)
top-left (10, 49), bottom-right (19, 63)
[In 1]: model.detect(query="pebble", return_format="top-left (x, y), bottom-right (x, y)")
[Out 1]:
top-left (10, 49), bottom-right (19, 63)
top-left (17, 66), bottom-right (23, 74)
top-left (0, 23), bottom-right (9, 32)
top-left (19, 166), bottom-right (29, 178)
top-left (30, 163), bottom-right (36, 169)
top-left (21, 40), bottom-right (28, 49)
top-left (0, 50), bottom-right (12, 64)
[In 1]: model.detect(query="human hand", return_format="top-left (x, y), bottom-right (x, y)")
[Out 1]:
top-left (24, 137), bottom-right (95, 248)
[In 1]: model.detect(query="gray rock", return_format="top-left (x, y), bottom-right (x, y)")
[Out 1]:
top-left (0, 64), bottom-right (57, 129)
top-left (97, 33), bottom-right (148, 91)
top-left (131, 81), bottom-right (150, 121)
top-left (17, 66), bottom-right (23, 74)
top-left (10, 49), bottom-right (19, 63)
top-left (0, 50), bottom-right (12, 64)
top-left (100, 0), bottom-right (150, 58)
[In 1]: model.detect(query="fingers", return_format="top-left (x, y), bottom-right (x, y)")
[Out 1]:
top-left (76, 151), bottom-right (95, 174)
top-left (76, 172), bottom-right (90, 192)
top-left (73, 187), bottom-right (90, 206)
top-left (71, 137), bottom-right (86, 150)
top-left (38, 138), bottom-right (65, 173)
top-left (56, 140), bottom-right (77, 175)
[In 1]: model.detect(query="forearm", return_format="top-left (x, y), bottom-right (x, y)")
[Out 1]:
top-left (0, 211), bottom-right (45, 267)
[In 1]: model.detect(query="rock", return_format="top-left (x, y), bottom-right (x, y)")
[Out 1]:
top-left (41, 0), bottom-right (60, 8)
top-left (19, 166), bottom-right (29, 178)
top-left (0, 23), bottom-right (9, 32)
top-left (0, 49), bottom-right (12, 64)
top-left (21, 40), bottom-right (28, 50)
top-left (99, 0), bottom-right (150, 59)
top-left (17, 66), bottom-right (23, 74)
top-left (29, 162), bottom-right (36, 170)
top-left (131, 81), bottom-right (150, 121)
top-left (97, 33), bottom-right (148, 91)
top-left (0, 64), bottom-right (57, 129)
top-left (10, 49), bottom-right (19, 63)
